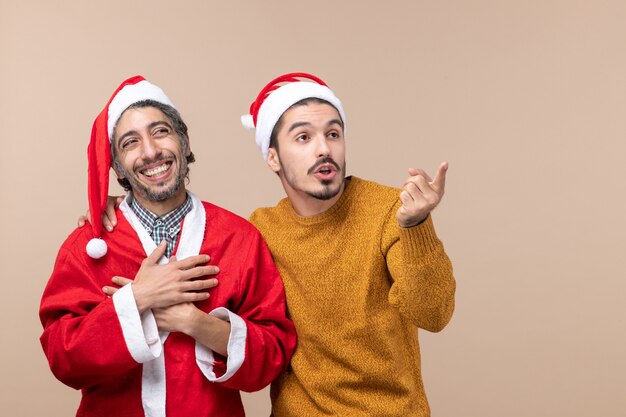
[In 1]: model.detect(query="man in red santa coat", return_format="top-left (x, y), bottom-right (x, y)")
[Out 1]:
top-left (39, 75), bottom-right (297, 417)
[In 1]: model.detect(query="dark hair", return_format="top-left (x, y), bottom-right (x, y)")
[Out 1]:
top-left (268, 97), bottom-right (343, 152)
top-left (110, 100), bottom-right (195, 191)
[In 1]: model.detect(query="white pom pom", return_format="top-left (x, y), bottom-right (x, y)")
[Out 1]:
top-left (86, 238), bottom-right (108, 259)
top-left (241, 114), bottom-right (255, 130)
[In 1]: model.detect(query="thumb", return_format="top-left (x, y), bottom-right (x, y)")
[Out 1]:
top-left (432, 161), bottom-right (448, 190)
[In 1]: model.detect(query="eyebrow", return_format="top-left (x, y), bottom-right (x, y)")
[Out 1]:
top-left (116, 120), bottom-right (173, 145)
top-left (287, 119), bottom-right (344, 133)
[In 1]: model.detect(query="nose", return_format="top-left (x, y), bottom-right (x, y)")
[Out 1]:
top-left (314, 135), bottom-right (330, 158)
top-left (141, 137), bottom-right (162, 160)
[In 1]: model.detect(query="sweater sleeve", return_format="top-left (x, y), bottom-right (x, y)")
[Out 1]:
top-left (39, 243), bottom-right (143, 390)
top-left (202, 230), bottom-right (297, 392)
top-left (383, 205), bottom-right (456, 332)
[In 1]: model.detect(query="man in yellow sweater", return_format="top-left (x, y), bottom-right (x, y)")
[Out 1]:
top-left (240, 72), bottom-right (456, 416)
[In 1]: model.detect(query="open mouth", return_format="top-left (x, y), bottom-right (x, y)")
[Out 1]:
top-left (308, 158), bottom-right (340, 176)
top-left (140, 161), bottom-right (173, 178)
top-left (313, 163), bottom-right (338, 181)
top-left (317, 166), bottom-right (334, 175)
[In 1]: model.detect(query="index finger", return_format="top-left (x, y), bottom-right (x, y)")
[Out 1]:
top-left (407, 168), bottom-right (433, 183)
top-left (145, 240), bottom-right (167, 264)
top-left (175, 254), bottom-right (212, 270)
top-left (111, 276), bottom-right (133, 286)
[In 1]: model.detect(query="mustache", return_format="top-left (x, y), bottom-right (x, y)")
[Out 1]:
top-left (307, 157), bottom-right (340, 175)
top-left (134, 156), bottom-right (173, 172)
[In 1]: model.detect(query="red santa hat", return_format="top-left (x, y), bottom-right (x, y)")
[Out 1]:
top-left (86, 75), bottom-right (174, 259)
top-left (241, 72), bottom-right (346, 160)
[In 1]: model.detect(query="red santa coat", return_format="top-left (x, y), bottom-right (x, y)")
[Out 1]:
top-left (40, 193), bottom-right (297, 417)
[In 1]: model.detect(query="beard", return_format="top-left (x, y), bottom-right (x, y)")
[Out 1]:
top-left (117, 154), bottom-right (188, 202)
top-left (305, 178), bottom-right (343, 200)
top-left (282, 156), bottom-right (346, 201)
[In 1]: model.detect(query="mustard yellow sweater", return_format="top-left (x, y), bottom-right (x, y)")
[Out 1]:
top-left (249, 177), bottom-right (456, 417)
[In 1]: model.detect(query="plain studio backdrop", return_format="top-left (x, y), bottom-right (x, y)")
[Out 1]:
top-left (1, 1), bottom-right (624, 416)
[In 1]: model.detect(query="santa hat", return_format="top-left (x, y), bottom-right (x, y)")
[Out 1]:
top-left (241, 72), bottom-right (346, 160)
top-left (86, 75), bottom-right (174, 259)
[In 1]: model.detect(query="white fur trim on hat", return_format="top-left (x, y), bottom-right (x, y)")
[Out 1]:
top-left (107, 80), bottom-right (174, 141)
top-left (248, 82), bottom-right (346, 160)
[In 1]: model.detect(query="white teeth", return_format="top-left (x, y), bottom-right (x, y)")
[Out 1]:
top-left (143, 163), bottom-right (170, 177)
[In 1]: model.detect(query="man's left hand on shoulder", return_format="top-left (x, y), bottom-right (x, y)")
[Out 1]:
top-left (396, 162), bottom-right (448, 228)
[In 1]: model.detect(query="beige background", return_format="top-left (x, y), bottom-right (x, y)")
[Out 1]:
top-left (1, 1), bottom-right (624, 416)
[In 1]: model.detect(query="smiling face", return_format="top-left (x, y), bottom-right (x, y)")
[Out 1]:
top-left (268, 101), bottom-right (346, 216)
top-left (112, 106), bottom-right (190, 214)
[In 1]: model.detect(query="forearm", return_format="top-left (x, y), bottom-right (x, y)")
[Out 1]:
top-left (387, 216), bottom-right (457, 331)
top-left (196, 233), bottom-right (296, 391)
top-left (390, 248), bottom-right (456, 331)
top-left (40, 300), bottom-right (140, 389)
top-left (187, 310), bottom-right (231, 356)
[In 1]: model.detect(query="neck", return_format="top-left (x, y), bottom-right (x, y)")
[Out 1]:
top-left (284, 180), bottom-right (346, 217)
top-left (132, 187), bottom-right (188, 217)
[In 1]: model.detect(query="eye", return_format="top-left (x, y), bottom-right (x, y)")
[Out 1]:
top-left (327, 131), bottom-right (340, 139)
top-left (121, 137), bottom-right (138, 149)
top-left (153, 126), bottom-right (171, 137)
top-left (295, 133), bottom-right (309, 142)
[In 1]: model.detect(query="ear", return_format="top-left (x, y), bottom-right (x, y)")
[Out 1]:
top-left (185, 138), bottom-right (192, 157)
top-left (113, 166), bottom-right (125, 180)
top-left (267, 147), bottom-right (281, 173)
top-left (110, 156), bottom-right (125, 180)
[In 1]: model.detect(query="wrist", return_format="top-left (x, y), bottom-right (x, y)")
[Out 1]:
top-left (399, 215), bottom-right (427, 228)
top-left (184, 308), bottom-right (205, 337)
top-left (131, 283), bottom-right (151, 314)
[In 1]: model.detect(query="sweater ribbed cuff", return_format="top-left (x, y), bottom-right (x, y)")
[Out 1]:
top-left (398, 215), bottom-right (441, 258)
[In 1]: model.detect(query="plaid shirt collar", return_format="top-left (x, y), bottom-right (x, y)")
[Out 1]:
top-left (129, 193), bottom-right (193, 257)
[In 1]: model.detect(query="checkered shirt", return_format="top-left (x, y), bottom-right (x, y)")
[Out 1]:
top-left (129, 193), bottom-right (193, 258)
